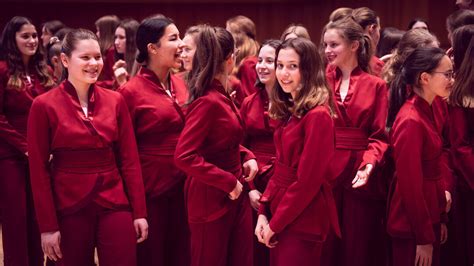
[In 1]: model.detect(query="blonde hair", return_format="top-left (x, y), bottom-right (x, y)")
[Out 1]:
top-left (281, 24), bottom-right (311, 40)
top-left (226, 15), bottom-right (259, 68)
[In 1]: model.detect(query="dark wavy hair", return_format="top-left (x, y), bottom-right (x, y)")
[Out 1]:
top-left (270, 38), bottom-right (335, 120)
top-left (0, 16), bottom-right (54, 91)
top-left (135, 16), bottom-right (174, 64)
top-left (449, 25), bottom-right (474, 107)
top-left (387, 47), bottom-right (446, 128)
top-left (115, 19), bottom-right (139, 76)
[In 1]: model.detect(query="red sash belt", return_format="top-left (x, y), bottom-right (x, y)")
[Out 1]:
top-left (137, 134), bottom-right (180, 155)
top-left (248, 136), bottom-right (275, 156)
top-left (335, 127), bottom-right (369, 150)
top-left (52, 148), bottom-right (116, 173)
top-left (203, 147), bottom-right (241, 174)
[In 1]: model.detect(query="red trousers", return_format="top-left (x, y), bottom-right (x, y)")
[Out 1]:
top-left (137, 182), bottom-right (190, 266)
top-left (391, 224), bottom-right (441, 266)
top-left (270, 232), bottom-right (323, 266)
top-left (55, 202), bottom-right (136, 266)
top-left (321, 185), bottom-right (388, 266)
top-left (0, 157), bottom-right (43, 266)
top-left (188, 195), bottom-right (253, 266)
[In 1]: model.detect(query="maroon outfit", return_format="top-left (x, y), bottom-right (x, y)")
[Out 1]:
top-left (175, 79), bottom-right (255, 266)
top-left (27, 80), bottom-right (147, 266)
top-left (96, 47), bottom-right (116, 89)
top-left (240, 87), bottom-right (277, 266)
top-left (258, 106), bottom-right (340, 266)
top-left (118, 67), bottom-right (190, 266)
top-left (370, 56), bottom-right (384, 77)
top-left (388, 94), bottom-right (448, 266)
top-left (0, 61), bottom-right (48, 266)
top-left (322, 66), bottom-right (389, 266)
top-left (448, 105), bottom-right (474, 266)
top-left (237, 56), bottom-right (258, 98)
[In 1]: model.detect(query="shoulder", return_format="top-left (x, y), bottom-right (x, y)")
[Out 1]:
top-left (303, 105), bottom-right (333, 125)
top-left (117, 75), bottom-right (142, 95)
top-left (32, 86), bottom-right (61, 106)
top-left (241, 90), bottom-right (259, 108)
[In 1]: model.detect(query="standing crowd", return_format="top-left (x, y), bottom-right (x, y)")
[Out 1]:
top-left (0, 4), bottom-right (473, 266)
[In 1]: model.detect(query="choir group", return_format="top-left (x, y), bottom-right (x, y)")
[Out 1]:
top-left (0, 4), bottom-right (473, 266)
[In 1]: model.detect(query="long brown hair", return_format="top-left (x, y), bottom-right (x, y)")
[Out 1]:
top-left (226, 16), bottom-right (259, 68)
top-left (95, 15), bottom-right (120, 55)
top-left (449, 25), bottom-right (474, 107)
top-left (187, 25), bottom-right (234, 103)
top-left (270, 38), bottom-right (335, 120)
top-left (0, 16), bottom-right (54, 91)
top-left (116, 19), bottom-right (139, 76)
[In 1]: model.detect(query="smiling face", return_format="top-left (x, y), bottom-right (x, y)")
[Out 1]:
top-left (181, 34), bottom-right (196, 71)
top-left (323, 29), bottom-right (356, 68)
top-left (61, 39), bottom-right (104, 85)
top-left (114, 27), bottom-right (126, 54)
top-left (425, 55), bottom-right (454, 99)
top-left (41, 26), bottom-right (52, 48)
top-left (256, 45), bottom-right (277, 85)
top-left (150, 24), bottom-right (183, 69)
top-left (276, 48), bottom-right (301, 98)
top-left (16, 24), bottom-right (38, 60)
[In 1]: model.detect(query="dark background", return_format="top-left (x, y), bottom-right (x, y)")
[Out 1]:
top-left (0, 0), bottom-right (457, 48)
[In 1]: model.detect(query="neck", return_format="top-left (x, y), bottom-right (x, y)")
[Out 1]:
top-left (22, 55), bottom-right (30, 70)
top-left (414, 87), bottom-right (435, 105)
top-left (264, 80), bottom-right (275, 96)
top-left (147, 62), bottom-right (170, 86)
top-left (68, 77), bottom-right (90, 103)
top-left (215, 73), bottom-right (229, 92)
top-left (338, 57), bottom-right (358, 78)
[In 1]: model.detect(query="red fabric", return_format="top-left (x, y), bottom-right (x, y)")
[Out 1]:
top-left (55, 202), bottom-right (136, 266)
top-left (237, 56), bottom-right (258, 97)
top-left (0, 61), bottom-right (51, 158)
top-left (370, 56), bottom-right (384, 77)
top-left (240, 87), bottom-right (278, 191)
top-left (325, 66), bottom-right (389, 186)
top-left (270, 231), bottom-right (323, 266)
top-left (27, 80), bottom-right (146, 233)
top-left (388, 94), bottom-right (448, 245)
top-left (96, 47), bottom-right (116, 89)
top-left (449, 105), bottom-right (474, 190)
top-left (118, 67), bottom-right (188, 197)
top-left (258, 106), bottom-right (340, 238)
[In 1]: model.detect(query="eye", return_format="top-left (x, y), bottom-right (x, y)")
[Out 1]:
top-left (95, 55), bottom-right (102, 60)
top-left (276, 63), bottom-right (284, 69)
top-left (31, 33), bottom-right (38, 39)
top-left (257, 57), bottom-right (263, 63)
top-left (266, 58), bottom-right (274, 64)
top-left (290, 64), bottom-right (298, 69)
top-left (81, 56), bottom-right (90, 60)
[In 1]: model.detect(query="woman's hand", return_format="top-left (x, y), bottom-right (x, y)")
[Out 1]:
top-left (249, 189), bottom-right (262, 211)
top-left (445, 191), bottom-right (452, 213)
top-left (255, 214), bottom-right (268, 243)
top-left (262, 224), bottom-right (278, 248)
top-left (41, 231), bottom-right (62, 261)
top-left (113, 60), bottom-right (128, 86)
top-left (415, 244), bottom-right (433, 266)
top-left (133, 218), bottom-right (149, 243)
top-left (243, 159), bottom-right (258, 182)
top-left (229, 180), bottom-right (243, 200)
top-left (440, 223), bottom-right (448, 244)
top-left (352, 163), bottom-right (373, 188)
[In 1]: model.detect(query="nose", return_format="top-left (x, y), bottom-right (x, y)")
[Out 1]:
top-left (324, 45), bottom-right (331, 54)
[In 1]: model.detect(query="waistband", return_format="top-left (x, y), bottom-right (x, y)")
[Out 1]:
top-left (335, 127), bottom-right (368, 150)
top-left (52, 148), bottom-right (116, 173)
top-left (137, 134), bottom-right (180, 155)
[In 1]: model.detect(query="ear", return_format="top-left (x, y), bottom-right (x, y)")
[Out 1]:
top-left (419, 72), bottom-right (431, 86)
top-left (225, 55), bottom-right (235, 74)
top-left (60, 53), bottom-right (69, 68)
top-left (350, 40), bottom-right (360, 52)
top-left (51, 55), bottom-right (59, 66)
top-left (147, 43), bottom-right (157, 55)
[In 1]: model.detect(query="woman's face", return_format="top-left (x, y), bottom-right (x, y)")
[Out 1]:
top-left (276, 47), bottom-right (301, 98)
top-left (114, 27), bottom-right (126, 54)
top-left (181, 34), bottom-right (196, 71)
top-left (323, 29), bottom-right (356, 68)
top-left (41, 26), bottom-right (52, 48)
top-left (256, 45), bottom-right (276, 85)
top-left (16, 24), bottom-right (38, 59)
top-left (62, 39), bottom-right (104, 85)
top-left (425, 55), bottom-right (454, 99)
top-left (152, 24), bottom-right (184, 69)
top-left (411, 21), bottom-right (428, 31)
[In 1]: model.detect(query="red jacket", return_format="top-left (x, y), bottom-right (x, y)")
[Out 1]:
top-left (326, 66), bottom-right (389, 190)
top-left (449, 105), bottom-right (474, 191)
top-left (0, 61), bottom-right (51, 159)
top-left (237, 56), bottom-right (258, 98)
top-left (174, 79), bottom-right (255, 223)
top-left (96, 47), bottom-right (116, 89)
top-left (118, 67), bottom-right (188, 198)
top-left (258, 106), bottom-right (340, 240)
top-left (240, 87), bottom-right (278, 191)
top-left (27, 80), bottom-right (146, 233)
top-left (370, 56), bottom-right (384, 77)
top-left (387, 94), bottom-right (448, 244)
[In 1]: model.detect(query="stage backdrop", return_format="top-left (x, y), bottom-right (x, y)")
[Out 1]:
top-left (0, 0), bottom-right (456, 49)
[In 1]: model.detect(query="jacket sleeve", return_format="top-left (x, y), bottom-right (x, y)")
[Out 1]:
top-left (27, 99), bottom-right (59, 233)
top-left (174, 97), bottom-right (237, 193)
top-left (392, 119), bottom-right (435, 244)
top-left (115, 94), bottom-right (147, 219)
top-left (269, 110), bottom-right (335, 233)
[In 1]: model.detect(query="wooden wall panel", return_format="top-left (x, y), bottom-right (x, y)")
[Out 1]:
top-left (0, 0), bottom-right (457, 48)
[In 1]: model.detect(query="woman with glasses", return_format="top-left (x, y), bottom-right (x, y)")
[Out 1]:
top-left (386, 46), bottom-right (453, 266)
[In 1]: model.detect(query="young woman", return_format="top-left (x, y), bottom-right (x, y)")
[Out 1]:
top-left (280, 24), bottom-right (311, 41)
top-left (181, 25), bottom-right (201, 73)
top-left (386, 46), bottom-right (452, 266)
top-left (0, 16), bottom-right (55, 266)
top-left (448, 24), bottom-right (474, 266)
top-left (255, 37), bottom-right (339, 266)
top-left (95, 15), bottom-right (120, 89)
top-left (174, 25), bottom-right (258, 266)
top-left (408, 18), bottom-right (429, 31)
top-left (376, 27), bottom-right (405, 62)
top-left (113, 19), bottom-right (139, 87)
top-left (118, 16), bottom-right (190, 266)
top-left (226, 15), bottom-right (260, 100)
top-left (240, 39), bottom-right (281, 266)
top-left (27, 28), bottom-right (148, 266)
top-left (321, 17), bottom-right (389, 266)
top-left (40, 20), bottom-right (65, 49)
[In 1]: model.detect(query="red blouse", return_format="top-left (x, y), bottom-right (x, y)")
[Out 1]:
top-left (174, 79), bottom-right (255, 223)
top-left (387, 94), bottom-right (448, 244)
top-left (118, 67), bottom-right (188, 197)
top-left (258, 106), bottom-right (340, 239)
top-left (27, 81), bottom-right (146, 233)
top-left (0, 61), bottom-right (51, 159)
top-left (237, 56), bottom-right (258, 98)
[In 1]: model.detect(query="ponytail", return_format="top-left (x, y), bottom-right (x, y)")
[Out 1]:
top-left (387, 67), bottom-right (411, 128)
top-left (358, 34), bottom-right (373, 73)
